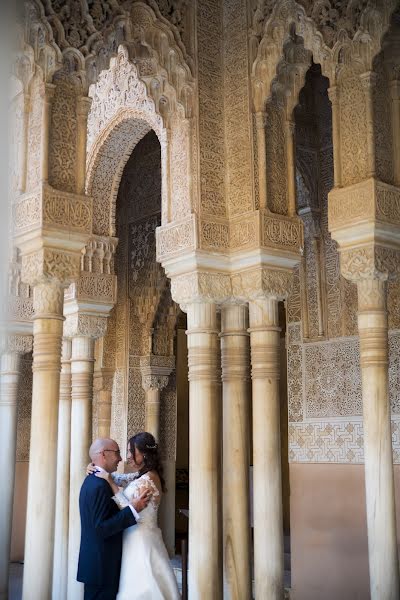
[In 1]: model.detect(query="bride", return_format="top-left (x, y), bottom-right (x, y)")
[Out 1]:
top-left (89, 431), bottom-right (180, 600)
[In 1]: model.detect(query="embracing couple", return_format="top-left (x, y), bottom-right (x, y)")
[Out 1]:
top-left (77, 431), bottom-right (180, 600)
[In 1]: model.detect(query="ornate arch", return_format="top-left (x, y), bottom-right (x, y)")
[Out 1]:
top-left (86, 44), bottom-right (192, 236)
top-left (250, 0), bottom-right (398, 112)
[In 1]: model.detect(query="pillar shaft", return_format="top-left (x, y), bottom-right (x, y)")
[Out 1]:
top-left (145, 387), bottom-right (161, 441)
top-left (255, 111), bottom-right (267, 209)
top-left (186, 302), bottom-right (221, 600)
top-left (328, 86), bottom-right (342, 187)
top-left (221, 304), bottom-right (251, 600)
top-left (285, 119), bottom-right (296, 217)
top-left (52, 338), bottom-right (72, 600)
top-left (390, 80), bottom-right (400, 186)
top-left (249, 297), bottom-right (284, 600)
top-left (67, 335), bottom-right (95, 600)
top-left (97, 388), bottom-right (112, 438)
top-left (22, 283), bottom-right (64, 600)
top-left (361, 73), bottom-right (377, 178)
top-left (357, 279), bottom-right (399, 600)
top-left (0, 352), bottom-right (21, 600)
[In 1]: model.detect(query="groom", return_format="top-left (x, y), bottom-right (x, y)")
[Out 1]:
top-left (77, 437), bottom-right (151, 600)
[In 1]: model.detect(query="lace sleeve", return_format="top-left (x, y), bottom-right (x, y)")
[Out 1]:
top-left (112, 489), bottom-right (130, 510)
top-left (111, 471), bottom-right (139, 489)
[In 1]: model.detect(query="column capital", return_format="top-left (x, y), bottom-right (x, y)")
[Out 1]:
top-left (327, 85), bottom-right (340, 104)
top-left (360, 71), bottom-right (378, 91)
top-left (232, 266), bottom-right (292, 302)
top-left (139, 355), bottom-right (174, 391)
top-left (13, 182), bottom-right (93, 288)
top-left (64, 235), bottom-right (118, 314)
top-left (21, 249), bottom-right (82, 289)
top-left (171, 271), bottom-right (232, 308)
top-left (141, 373), bottom-right (170, 392)
top-left (254, 110), bottom-right (267, 129)
top-left (76, 95), bottom-right (92, 119)
top-left (339, 245), bottom-right (400, 282)
top-left (0, 333), bottom-right (33, 356)
top-left (64, 312), bottom-right (108, 340)
top-left (329, 179), bottom-right (400, 282)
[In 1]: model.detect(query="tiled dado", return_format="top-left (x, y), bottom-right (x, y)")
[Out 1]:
top-left (289, 419), bottom-right (400, 464)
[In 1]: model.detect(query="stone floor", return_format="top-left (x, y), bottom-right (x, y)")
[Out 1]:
top-left (9, 556), bottom-right (291, 599)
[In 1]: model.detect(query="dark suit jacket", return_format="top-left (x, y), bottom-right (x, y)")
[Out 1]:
top-left (77, 473), bottom-right (136, 587)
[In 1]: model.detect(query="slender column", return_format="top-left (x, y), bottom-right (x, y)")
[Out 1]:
top-left (96, 373), bottom-right (113, 438)
top-left (285, 119), bottom-right (296, 217)
top-left (249, 297), bottom-right (284, 600)
top-left (186, 302), bottom-right (221, 600)
top-left (360, 72), bottom-right (377, 178)
top-left (40, 84), bottom-right (55, 183)
top-left (312, 236), bottom-right (325, 337)
top-left (255, 111), bottom-right (268, 209)
top-left (357, 279), bottom-right (399, 600)
top-left (76, 97), bottom-right (92, 195)
top-left (0, 351), bottom-right (21, 600)
top-left (142, 376), bottom-right (168, 441)
top-left (19, 93), bottom-right (30, 194)
top-left (67, 335), bottom-right (95, 600)
top-left (145, 386), bottom-right (162, 440)
top-left (328, 86), bottom-right (342, 187)
top-left (220, 304), bottom-right (251, 600)
top-left (390, 79), bottom-right (400, 186)
top-left (22, 283), bottom-right (64, 600)
top-left (52, 338), bottom-right (72, 600)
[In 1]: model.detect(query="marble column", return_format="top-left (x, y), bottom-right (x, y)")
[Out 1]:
top-left (0, 350), bottom-right (21, 600)
top-left (220, 304), bottom-right (251, 600)
top-left (328, 86), bottom-right (342, 187)
top-left (94, 370), bottom-right (113, 439)
top-left (357, 278), bottom-right (399, 600)
top-left (52, 338), bottom-right (72, 600)
top-left (360, 72), bottom-right (377, 178)
top-left (186, 302), bottom-right (221, 600)
top-left (142, 374), bottom-right (169, 441)
top-left (67, 334), bottom-right (95, 600)
top-left (285, 118), bottom-right (297, 217)
top-left (22, 283), bottom-right (65, 600)
top-left (249, 297), bottom-right (284, 600)
top-left (390, 79), bottom-right (400, 186)
top-left (255, 111), bottom-right (267, 209)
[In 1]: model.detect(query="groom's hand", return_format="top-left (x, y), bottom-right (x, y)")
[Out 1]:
top-left (131, 489), bottom-right (151, 513)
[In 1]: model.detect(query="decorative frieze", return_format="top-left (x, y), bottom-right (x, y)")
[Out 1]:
top-left (289, 419), bottom-right (400, 465)
top-left (13, 184), bottom-right (92, 237)
top-left (328, 178), bottom-right (400, 231)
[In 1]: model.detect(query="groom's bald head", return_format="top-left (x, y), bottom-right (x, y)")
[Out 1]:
top-left (89, 438), bottom-right (121, 472)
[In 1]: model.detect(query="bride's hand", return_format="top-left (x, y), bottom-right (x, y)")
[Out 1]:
top-left (95, 470), bottom-right (119, 494)
top-left (95, 470), bottom-right (112, 483)
top-left (86, 463), bottom-right (98, 476)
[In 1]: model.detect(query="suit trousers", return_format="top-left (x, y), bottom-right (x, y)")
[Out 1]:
top-left (84, 583), bottom-right (119, 600)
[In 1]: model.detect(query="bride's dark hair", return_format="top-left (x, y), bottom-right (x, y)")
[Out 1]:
top-left (128, 432), bottom-right (166, 492)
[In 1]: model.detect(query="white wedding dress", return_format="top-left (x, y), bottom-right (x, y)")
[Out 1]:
top-left (111, 472), bottom-right (180, 600)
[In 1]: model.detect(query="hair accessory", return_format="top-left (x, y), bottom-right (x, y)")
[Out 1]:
top-left (145, 443), bottom-right (157, 450)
